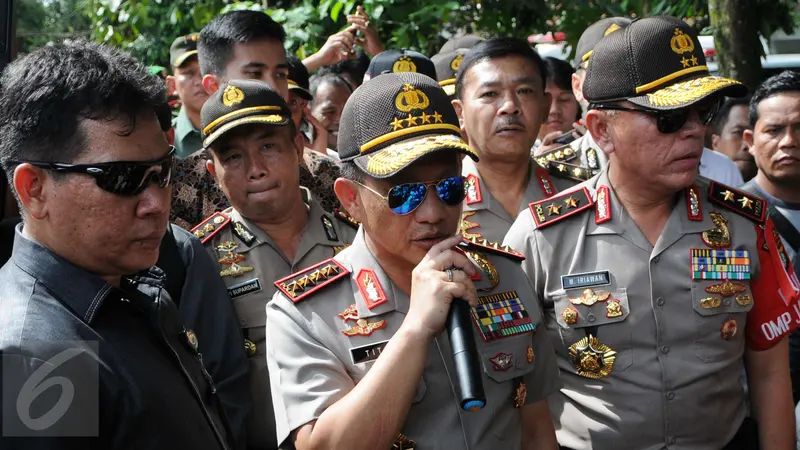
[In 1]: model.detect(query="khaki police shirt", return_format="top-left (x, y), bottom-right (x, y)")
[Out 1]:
top-left (461, 157), bottom-right (577, 243)
top-left (266, 228), bottom-right (561, 449)
top-left (199, 193), bottom-right (357, 450)
top-left (504, 170), bottom-right (800, 450)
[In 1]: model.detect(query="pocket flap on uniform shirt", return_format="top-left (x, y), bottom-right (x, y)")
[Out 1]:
top-left (692, 280), bottom-right (754, 317)
top-left (478, 336), bottom-right (536, 383)
top-left (554, 288), bottom-right (629, 329)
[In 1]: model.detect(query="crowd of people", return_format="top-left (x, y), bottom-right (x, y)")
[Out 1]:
top-left (0, 7), bottom-right (799, 450)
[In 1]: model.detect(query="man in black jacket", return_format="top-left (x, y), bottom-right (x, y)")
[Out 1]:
top-left (0, 40), bottom-right (232, 449)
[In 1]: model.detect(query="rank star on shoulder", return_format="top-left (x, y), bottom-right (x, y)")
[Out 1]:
top-left (738, 196), bottom-right (754, 209)
top-left (721, 190), bottom-right (736, 202)
top-left (547, 203), bottom-right (562, 215)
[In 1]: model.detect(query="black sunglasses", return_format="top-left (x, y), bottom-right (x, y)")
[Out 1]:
top-left (590, 100), bottom-right (720, 134)
top-left (355, 176), bottom-right (467, 215)
top-left (11, 147), bottom-right (175, 196)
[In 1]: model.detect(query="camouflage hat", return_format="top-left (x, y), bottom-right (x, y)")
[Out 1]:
top-left (573, 17), bottom-right (631, 68)
top-left (431, 50), bottom-right (468, 97)
top-left (338, 72), bottom-right (477, 178)
top-left (201, 79), bottom-right (291, 148)
top-left (583, 16), bottom-right (747, 110)
top-left (170, 33), bottom-right (200, 68)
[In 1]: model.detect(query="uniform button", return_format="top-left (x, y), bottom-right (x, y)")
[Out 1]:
top-left (668, 436), bottom-right (676, 445)
top-left (666, 391), bottom-right (675, 400)
top-left (240, 319), bottom-right (247, 327)
top-left (587, 313), bottom-right (596, 323)
top-left (723, 298), bottom-right (732, 307)
top-left (653, 256), bottom-right (661, 263)
top-left (660, 345), bottom-right (670, 354)
top-left (656, 297), bottom-right (665, 306)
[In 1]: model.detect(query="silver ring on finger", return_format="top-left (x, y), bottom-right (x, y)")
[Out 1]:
top-left (446, 268), bottom-right (454, 283)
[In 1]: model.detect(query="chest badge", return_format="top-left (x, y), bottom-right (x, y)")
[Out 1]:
top-left (512, 380), bottom-right (527, 408)
top-left (342, 318), bottom-right (387, 337)
top-left (526, 345), bottom-right (534, 364)
top-left (338, 304), bottom-right (359, 322)
top-left (605, 299), bottom-right (623, 318)
top-left (702, 212), bottom-right (731, 249)
top-left (561, 306), bottom-right (579, 325)
top-left (217, 241), bottom-right (245, 265)
top-left (721, 319), bottom-right (738, 340)
top-left (489, 352), bottom-right (514, 371)
top-left (568, 334), bottom-right (616, 379)
top-left (569, 288), bottom-right (612, 306)
top-left (705, 279), bottom-right (747, 297)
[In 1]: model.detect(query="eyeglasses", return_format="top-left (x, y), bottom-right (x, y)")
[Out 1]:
top-left (590, 100), bottom-right (720, 134)
top-left (354, 176), bottom-right (467, 215)
top-left (11, 147), bottom-right (175, 196)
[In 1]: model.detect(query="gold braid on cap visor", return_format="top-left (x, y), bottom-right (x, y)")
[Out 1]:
top-left (643, 75), bottom-right (742, 107)
top-left (365, 134), bottom-right (476, 177)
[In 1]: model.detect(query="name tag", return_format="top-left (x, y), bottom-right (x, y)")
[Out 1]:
top-left (228, 278), bottom-right (262, 299)
top-left (561, 270), bottom-right (611, 290)
top-left (350, 340), bottom-right (389, 365)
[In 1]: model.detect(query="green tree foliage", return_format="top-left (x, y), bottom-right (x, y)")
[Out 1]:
top-left (17, 0), bottom-right (92, 54)
top-left (17, 0), bottom-right (799, 71)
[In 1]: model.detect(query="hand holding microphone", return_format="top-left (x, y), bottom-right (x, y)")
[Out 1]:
top-left (406, 235), bottom-right (485, 411)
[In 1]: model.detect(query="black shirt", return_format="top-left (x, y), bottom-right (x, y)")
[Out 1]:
top-left (0, 226), bottom-right (232, 449)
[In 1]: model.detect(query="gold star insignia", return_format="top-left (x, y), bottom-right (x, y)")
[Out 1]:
top-left (680, 57), bottom-right (691, 68)
top-left (420, 112), bottom-right (432, 124)
top-left (564, 196), bottom-right (579, 208)
top-left (572, 168), bottom-right (583, 177)
top-left (739, 196), bottom-right (754, 209)
top-left (547, 203), bottom-right (562, 215)
top-left (554, 150), bottom-right (564, 159)
top-left (405, 115), bottom-right (419, 127)
top-left (390, 117), bottom-right (405, 131)
top-left (556, 164), bottom-right (567, 172)
top-left (432, 112), bottom-right (443, 123)
top-left (721, 190), bottom-right (735, 202)
top-left (690, 55), bottom-right (699, 66)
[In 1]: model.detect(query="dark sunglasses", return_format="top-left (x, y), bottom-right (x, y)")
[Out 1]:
top-left (12, 147), bottom-right (175, 196)
top-left (590, 100), bottom-right (720, 134)
top-left (355, 176), bottom-right (467, 215)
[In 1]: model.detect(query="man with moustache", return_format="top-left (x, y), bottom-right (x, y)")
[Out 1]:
top-left (0, 40), bottom-right (231, 449)
top-left (505, 17), bottom-right (799, 449)
top-left (193, 80), bottom-right (356, 450)
top-left (266, 72), bottom-right (561, 450)
top-left (452, 38), bottom-right (578, 244)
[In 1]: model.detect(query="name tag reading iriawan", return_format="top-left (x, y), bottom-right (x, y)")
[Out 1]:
top-left (561, 270), bottom-right (611, 291)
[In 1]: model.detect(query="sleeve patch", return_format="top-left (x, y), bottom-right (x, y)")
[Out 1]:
top-left (190, 212), bottom-right (230, 244)
top-left (707, 181), bottom-right (766, 223)
top-left (274, 258), bottom-right (350, 303)
top-left (529, 187), bottom-right (594, 229)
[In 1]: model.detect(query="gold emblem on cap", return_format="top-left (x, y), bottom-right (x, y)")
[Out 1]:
top-left (450, 54), bottom-right (464, 71)
top-left (393, 55), bottom-right (417, 73)
top-left (395, 83), bottom-right (430, 113)
top-left (670, 28), bottom-right (695, 55)
top-left (222, 85), bottom-right (245, 107)
top-left (604, 23), bottom-right (621, 36)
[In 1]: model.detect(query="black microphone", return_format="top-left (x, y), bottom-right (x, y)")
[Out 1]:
top-left (446, 297), bottom-right (486, 412)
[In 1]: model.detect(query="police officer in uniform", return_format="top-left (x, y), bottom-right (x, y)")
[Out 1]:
top-left (504, 17), bottom-right (800, 449)
top-left (266, 72), bottom-right (561, 450)
top-left (193, 80), bottom-right (357, 449)
top-left (452, 38), bottom-right (578, 243)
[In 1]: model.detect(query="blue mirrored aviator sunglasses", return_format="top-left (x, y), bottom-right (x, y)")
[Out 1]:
top-left (355, 176), bottom-right (467, 215)
top-left (10, 147), bottom-right (175, 197)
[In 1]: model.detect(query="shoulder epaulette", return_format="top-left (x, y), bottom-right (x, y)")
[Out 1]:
top-left (529, 187), bottom-right (594, 229)
top-left (191, 212), bottom-right (230, 244)
top-left (533, 144), bottom-right (578, 168)
top-left (334, 208), bottom-right (359, 229)
top-left (707, 181), bottom-right (766, 223)
top-left (460, 236), bottom-right (525, 261)
top-left (274, 258), bottom-right (350, 303)
top-left (547, 160), bottom-right (593, 182)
